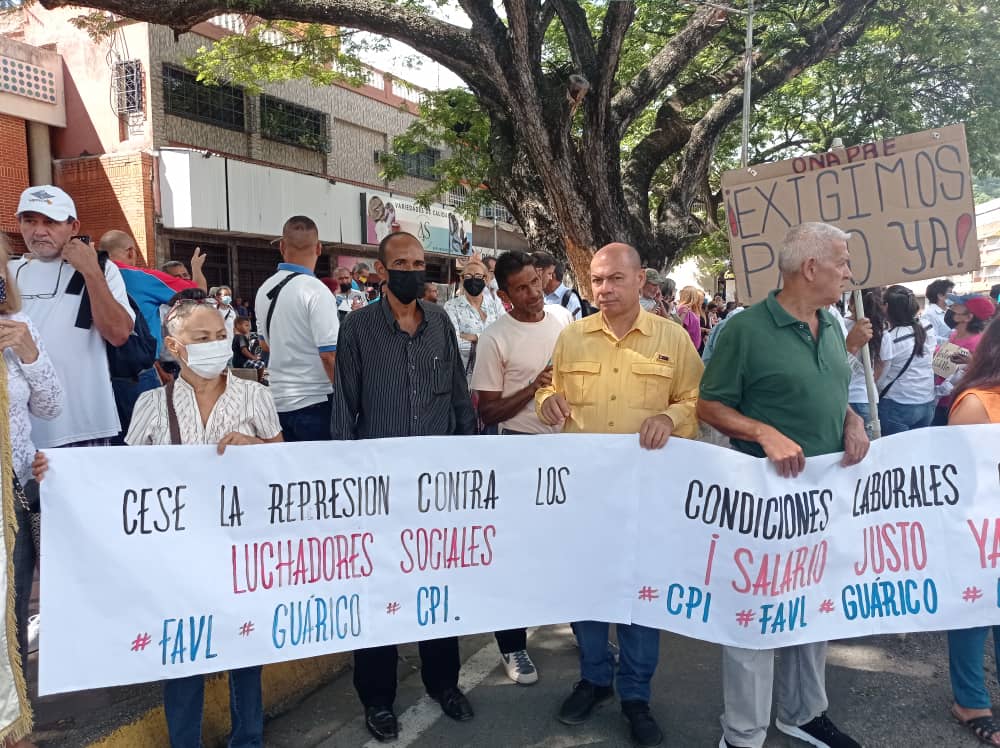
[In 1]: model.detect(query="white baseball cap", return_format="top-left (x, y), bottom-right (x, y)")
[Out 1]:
top-left (16, 185), bottom-right (77, 221)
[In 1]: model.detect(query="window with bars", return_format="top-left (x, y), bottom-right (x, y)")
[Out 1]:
top-left (260, 95), bottom-right (328, 152)
top-left (399, 148), bottom-right (440, 181)
top-left (162, 64), bottom-right (245, 131)
top-left (113, 60), bottom-right (144, 115)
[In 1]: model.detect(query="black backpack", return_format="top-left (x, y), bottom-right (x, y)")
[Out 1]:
top-left (66, 252), bottom-right (158, 379)
top-left (561, 288), bottom-right (597, 318)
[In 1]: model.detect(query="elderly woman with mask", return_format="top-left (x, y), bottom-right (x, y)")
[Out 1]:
top-left (126, 298), bottom-right (282, 747)
top-left (444, 258), bottom-right (504, 378)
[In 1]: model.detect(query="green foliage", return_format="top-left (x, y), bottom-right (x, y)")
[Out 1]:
top-left (974, 175), bottom-right (1000, 203)
top-left (187, 21), bottom-right (384, 93)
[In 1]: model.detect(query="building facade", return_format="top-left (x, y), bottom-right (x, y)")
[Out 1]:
top-left (3, 7), bottom-right (525, 300)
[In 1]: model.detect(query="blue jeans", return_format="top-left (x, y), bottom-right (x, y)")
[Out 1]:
top-left (877, 398), bottom-right (935, 436)
top-left (948, 627), bottom-right (1000, 709)
top-left (849, 402), bottom-right (873, 439)
top-left (163, 666), bottom-right (263, 747)
top-left (571, 620), bottom-right (660, 703)
top-left (277, 397), bottom-right (332, 442)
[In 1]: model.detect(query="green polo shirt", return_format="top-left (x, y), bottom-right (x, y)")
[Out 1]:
top-left (699, 291), bottom-right (850, 458)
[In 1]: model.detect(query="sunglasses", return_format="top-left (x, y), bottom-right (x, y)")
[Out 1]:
top-left (16, 260), bottom-right (66, 300)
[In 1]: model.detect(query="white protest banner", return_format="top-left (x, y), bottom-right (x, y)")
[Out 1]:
top-left (39, 435), bottom-right (638, 695)
top-left (630, 426), bottom-right (1000, 646)
top-left (40, 426), bottom-right (1000, 695)
top-left (721, 124), bottom-right (979, 303)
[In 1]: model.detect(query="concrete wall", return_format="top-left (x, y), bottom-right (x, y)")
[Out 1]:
top-left (54, 152), bottom-right (156, 265)
top-left (148, 24), bottom-right (437, 196)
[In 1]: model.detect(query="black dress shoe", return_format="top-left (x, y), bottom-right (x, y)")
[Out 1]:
top-left (432, 686), bottom-right (474, 721)
top-left (365, 706), bottom-right (398, 742)
top-left (557, 679), bottom-right (614, 725)
top-left (622, 701), bottom-right (663, 747)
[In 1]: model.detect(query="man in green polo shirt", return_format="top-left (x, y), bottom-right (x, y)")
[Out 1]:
top-left (698, 222), bottom-right (869, 748)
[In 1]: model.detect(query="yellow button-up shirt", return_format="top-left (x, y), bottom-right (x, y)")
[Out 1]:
top-left (535, 309), bottom-right (703, 437)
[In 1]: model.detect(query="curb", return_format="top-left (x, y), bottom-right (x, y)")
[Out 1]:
top-left (85, 654), bottom-right (349, 747)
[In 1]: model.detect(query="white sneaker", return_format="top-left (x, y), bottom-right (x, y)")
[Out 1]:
top-left (27, 614), bottom-right (39, 653)
top-left (500, 649), bottom-right (538, 685)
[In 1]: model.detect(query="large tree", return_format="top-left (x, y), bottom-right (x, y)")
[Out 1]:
top-left (46, 0), bottom-right (1000, 286)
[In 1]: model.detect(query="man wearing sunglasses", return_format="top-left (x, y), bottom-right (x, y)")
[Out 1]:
top-left (10, 185), bottom-right (134, 451)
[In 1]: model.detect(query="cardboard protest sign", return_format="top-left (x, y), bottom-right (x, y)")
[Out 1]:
top-left (722, 124), bottom-right (979, 303)
top-left (932, 341), bottom-right (969, 379)
top-left (39, 426), bottom-right (1000, 694)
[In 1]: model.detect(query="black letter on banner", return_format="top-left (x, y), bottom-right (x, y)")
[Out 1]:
top-left (935, 144), bottom-right (966, 200)
top-left (888, 220), bottom-right (927, 275)
top-left (846, 229), bottom-right (872, 286)
top-left (740, 243), bottom-right (774, 298)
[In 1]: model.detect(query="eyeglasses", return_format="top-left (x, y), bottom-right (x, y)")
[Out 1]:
top-left (16, 260), bottom-right (66, 299)
top-left (164, 298), bottom-right (215, 324)
top-left (462, 274), bottom-right (487, 281)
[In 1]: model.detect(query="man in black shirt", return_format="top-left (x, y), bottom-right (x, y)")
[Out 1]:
top-left (332, 231), bottom-right (476, 741)
top-left (231, 316), bottom-right (266, 382)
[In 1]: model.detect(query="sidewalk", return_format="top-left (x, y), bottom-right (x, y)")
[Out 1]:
top-left (265, 626), bottom-right (992, 747)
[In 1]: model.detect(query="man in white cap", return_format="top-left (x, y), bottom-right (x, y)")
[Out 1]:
top-left (10, 185), bottom-right (135, 449)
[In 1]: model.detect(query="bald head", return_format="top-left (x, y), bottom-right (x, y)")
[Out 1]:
top-left (590, 242), bottom-right (645, 320)
top-left (100, 230), bottom-right (137, 264)
top-left (281, 215), bottom-right (320, 254)
top-left (593, 242), bottom-right (642, 271)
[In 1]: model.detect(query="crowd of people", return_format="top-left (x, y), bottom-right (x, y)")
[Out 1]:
top-left (2, 184), bottom-right (1000, 748)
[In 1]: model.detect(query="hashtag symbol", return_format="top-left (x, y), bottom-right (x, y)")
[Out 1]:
top-left (735, 609), bottom-right (756, 627)
top-left (130, 633), bottom-right (152, 652)
top-left (637, 586), bottom-right (659, 602)
top-left (963, 586), bottom-right (984, 603)
top-left (239, 622), bottom-right (254, 637)
top-left (818, 599), bottom-right (835, 614)
top-left (386, 602), bottom-right (401, 615)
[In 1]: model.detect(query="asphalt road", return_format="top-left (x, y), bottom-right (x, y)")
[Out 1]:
top-left (264, 624), bottom-right (993, 747)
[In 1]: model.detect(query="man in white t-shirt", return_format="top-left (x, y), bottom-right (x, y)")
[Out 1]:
top-left (469, 250), bottom-right (572, 686)
top-left (255, 215), bottom-right (339, 441)
top-left (11, 185), bottom-right (135, 448)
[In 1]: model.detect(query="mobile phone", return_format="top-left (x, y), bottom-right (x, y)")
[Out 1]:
top-left (72, 234), bottom-right (91, 245)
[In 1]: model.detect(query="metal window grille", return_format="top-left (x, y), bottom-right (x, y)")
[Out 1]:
top-left (480, 203), bottom-right (512, 223)
top-left (161, 64), bottom-right (245, 132)
top-left (259, 94), bottom-right (328, 152)
top-left (447, 186), bottom-right (468, 208)
top-left (400, 148), bottom-right (440, 181)
top-left (113, 59), bottom-right (144, 115)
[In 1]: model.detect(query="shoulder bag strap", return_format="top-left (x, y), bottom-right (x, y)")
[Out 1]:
top-left (164, 381), bottom-right (182, 445)
top-left (879, 331), bottom-right (919, 399)
top-left (264, 272), bottom-right (303, 339)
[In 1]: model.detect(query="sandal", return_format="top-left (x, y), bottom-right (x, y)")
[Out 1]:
top-left (954, 711), bottom-right (1000, 746)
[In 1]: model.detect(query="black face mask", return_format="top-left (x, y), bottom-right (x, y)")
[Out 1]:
top-left (944, 309), bottom-right (958, 329)
top-left (386, 269), bottom-right (426, 304)
top-left (463, 278), bottom-right (486, 297)
top-left (339, 282), bottom-right (353, 293)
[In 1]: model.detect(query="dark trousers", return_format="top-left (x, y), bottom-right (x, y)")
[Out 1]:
top-left (353, 638), bottom-right (460, 708)
top-left (495, 628), bottom-right (527, 654)
top-left (12, 493), bottom-right (35, 663)
top-left (278, 397), bottom-right (332, 442)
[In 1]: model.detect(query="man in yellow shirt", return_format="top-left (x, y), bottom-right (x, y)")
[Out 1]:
top-left (536, 242), bottom-right (703, 747)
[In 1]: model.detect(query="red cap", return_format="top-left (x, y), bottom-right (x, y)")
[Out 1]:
top-left (965, 295), bottom-right (997, 321)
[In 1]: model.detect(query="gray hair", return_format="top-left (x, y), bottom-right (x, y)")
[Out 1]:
top-left (164, 302), bottom-right (224, 337)
top-left (352, 262), bottom-right (370, 274)
top-left (778, 223), bottom-right (851, 275)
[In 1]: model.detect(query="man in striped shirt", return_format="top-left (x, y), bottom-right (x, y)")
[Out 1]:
top-left (332, 231), bottom-right (476, 742)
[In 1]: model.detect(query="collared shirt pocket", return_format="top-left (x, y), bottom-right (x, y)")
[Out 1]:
top-left (432, 356), bottom-right (453, 395)
top-left (629, 360), bottom-right (675, 410)
top-left (560, 360), bottom-right (601, 406)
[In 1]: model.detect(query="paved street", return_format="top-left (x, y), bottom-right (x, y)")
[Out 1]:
top-left (265, 625), bottom-right (992, 747)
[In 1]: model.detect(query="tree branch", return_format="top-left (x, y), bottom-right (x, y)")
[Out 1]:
top-left (657, 0), bottom-right (878, 245)
top-left (593, 0), bottom-right (635, 118)
top-left (611, 5), bottom-right (728, 135)
top-left (41, 0), bottom-right (489, 90)
top-left (548, 0), bottom-right (597, 73)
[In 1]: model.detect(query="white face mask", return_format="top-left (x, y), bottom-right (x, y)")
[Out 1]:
top-left (181, 339), bottom-right (231, 379)
top-left (220, 295), bottom-right (232, 306)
